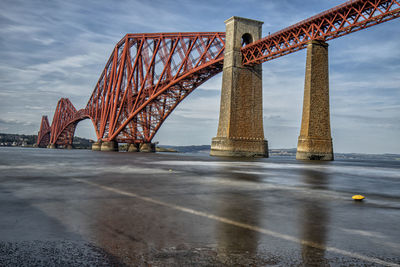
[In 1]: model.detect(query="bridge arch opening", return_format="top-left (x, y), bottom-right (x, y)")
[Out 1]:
top-left (51, 115), bottom-right (97, 149)
top-left (153, 74), bottom-right (223, 146)
top-left (73, 118), bottom-right (97, 148)
top-left (241, 33), bottom-right (253, 47)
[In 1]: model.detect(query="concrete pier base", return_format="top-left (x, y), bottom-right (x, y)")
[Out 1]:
top-left (211, 137), bottom-right (268, 157)
top-left (139, 143), bottom-right (155, 153)
top-left (296, 138), bottom-right (333, 161)
top-left (48, 144), bottom-right (57, 149)
top-left (296, 40), bottom-right (333, 161)
top-left (66, 145), bottom-right (73, 149)
top-left (127, 143), bottom-right (139, 152)
top-left (210, 17), bottom-right (268, 158)
top-left (100, 141), bottom-right (118, 151)
top-left (91, 142), bottom-right (102, 151)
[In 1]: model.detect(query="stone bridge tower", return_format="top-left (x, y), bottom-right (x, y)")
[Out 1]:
top-left (210, 17), bottom-right (268, 157)
top-left (296, 40), bottom-right (333, 161)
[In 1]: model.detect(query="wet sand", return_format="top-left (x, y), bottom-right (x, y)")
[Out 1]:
top-left (1, 147), bottom-right (399, 266)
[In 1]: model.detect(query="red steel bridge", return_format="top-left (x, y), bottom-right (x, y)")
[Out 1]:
top-left (37, 0), bottom-right (400, 148)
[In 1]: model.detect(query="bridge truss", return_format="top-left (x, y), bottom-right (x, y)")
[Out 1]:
top-left (38, 0), bottom-right (399, 147)
top-left (86, 32), bottom-right (226, 144)
top-left (36, 116), bottom-right (51, 147)
top-left (242, 0), bottom-right (400, 65)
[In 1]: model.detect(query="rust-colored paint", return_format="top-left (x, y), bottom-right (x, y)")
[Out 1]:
top-left (36, 116), bottom-right (51, 147)
top-left (241, 0), bottom-right (400, 65)
top-left (40, 0), bottom-right (399, 146)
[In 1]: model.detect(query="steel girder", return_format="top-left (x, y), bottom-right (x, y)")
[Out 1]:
top-left (85, 32), bottom-right (226, 143)
top-left (241, 0), bottom-right (400, 65)
top-left (49, 98), bottom-right (90, 146)
top-left (36, 116), bottom-right (51, 147)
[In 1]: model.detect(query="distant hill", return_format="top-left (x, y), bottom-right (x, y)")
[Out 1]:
top-left (0, 133), bottom-right (93, 149)
top-left (0, 133), bottom-right (37, 147)
top-left (70, 136), bottom-right (93, 149)
top-left (158, 145), bottom-right (298, 155)
top-left (159, 145), bottom-right (211, 153)
top-left (157, 145), bottom-right (400, 160)
top-left (1, 134), bottom-right (399, 160)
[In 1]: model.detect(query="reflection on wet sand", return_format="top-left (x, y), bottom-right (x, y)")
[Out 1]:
top-left (215, 166), bottom-right (261, 258)
top-left (301, 167), bottom-right (330, 266)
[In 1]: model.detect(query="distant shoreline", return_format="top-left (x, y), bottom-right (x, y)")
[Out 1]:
top-left (1, 133), bottom-right (399, 160)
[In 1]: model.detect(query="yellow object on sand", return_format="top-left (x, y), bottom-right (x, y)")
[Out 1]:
top-left (352, 195), bottom-right (365, 201)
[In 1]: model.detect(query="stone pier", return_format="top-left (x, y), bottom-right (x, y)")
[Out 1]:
top-left (210, 16), bottom-right (268, 157)
top-left (127, 143), bottom-right (139, 152)
top-left (48, 144), bottom-right (57, 149)
top-left (100, 141), bottom-right (118, 151)
top-left (91, 142), bottom-right (102, 151)
top-left (139, 143), bottom-right (156, 153)
top-left (296, 40), bottom-right (333, 161)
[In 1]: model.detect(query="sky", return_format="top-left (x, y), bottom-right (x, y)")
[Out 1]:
top-left (0, 0), bottom-right (399, 153)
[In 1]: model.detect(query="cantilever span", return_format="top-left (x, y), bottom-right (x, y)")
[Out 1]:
top-left (85, 32), bottom-right (226, 144)
top-left (241, 0), bottom-right (400, 65)
top-left (39, 32), bottom-right (227, 149)
top-left (45, 98), bottom-right (91, 148)
top-left (36, 116), bottom-right (51, 148)
top-left (37, 0), bottom-right (399, 152)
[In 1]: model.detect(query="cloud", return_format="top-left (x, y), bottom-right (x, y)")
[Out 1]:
top-left (198, 74), bottom-right (222, 91)
top-left (24, 105), bottom-right (45, 111)
top-left (0, 118), bottom-right (37, 134)
top-left (0, 118), bottom-right (32, 126)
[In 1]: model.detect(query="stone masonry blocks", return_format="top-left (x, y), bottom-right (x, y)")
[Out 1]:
top-left (210, 16), bottom-right (268, 157)
top-left (91, 142), bottom-right (102, 151)
top-left (139, 143), bottom-right (156, 153)
top-left (100, 141), bottom-right (119, 151)
top-left (296, 40), bottom-right (333, 161)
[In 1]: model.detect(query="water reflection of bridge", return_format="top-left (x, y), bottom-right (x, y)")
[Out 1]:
top-left (215, 163), bottom-right (331, 264)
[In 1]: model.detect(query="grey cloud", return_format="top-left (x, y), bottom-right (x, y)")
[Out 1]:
top-left (0, 118), bottom-right (37, 134)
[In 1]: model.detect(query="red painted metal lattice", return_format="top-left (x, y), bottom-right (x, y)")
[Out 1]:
top-left (40, 0), bottom-right (399, 146)
top-left (36, 116), bottom-right (51, 147)
top-left (85, 32), bottom-right (226, 144)
top-left (49, 98), bottom-right (90, 147)
top-left (242, 0), bottom-right (400, 65)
